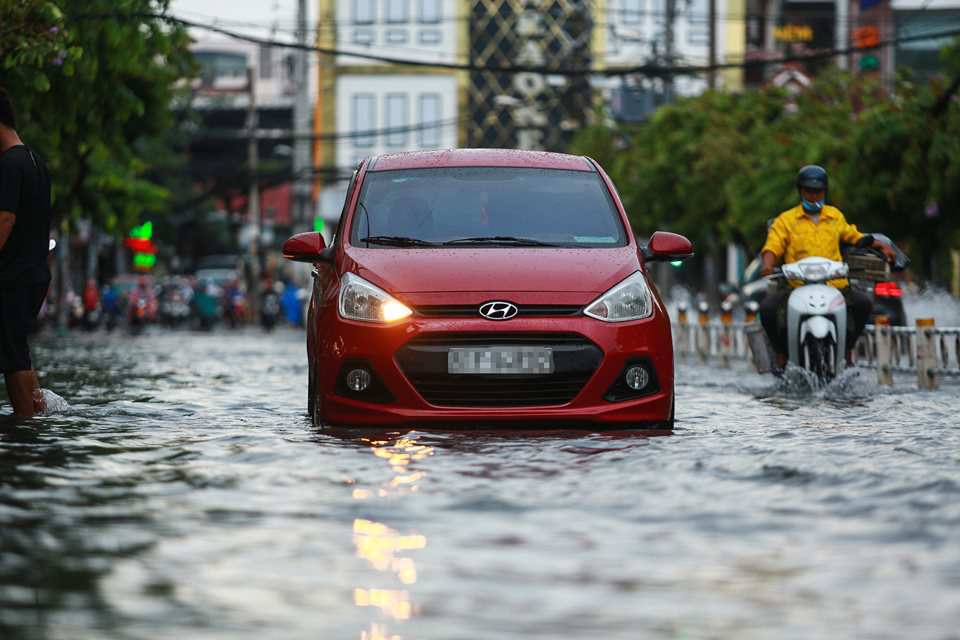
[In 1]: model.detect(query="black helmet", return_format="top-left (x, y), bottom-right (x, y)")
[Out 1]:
top-left (796, 165), bottom-right (828, 191)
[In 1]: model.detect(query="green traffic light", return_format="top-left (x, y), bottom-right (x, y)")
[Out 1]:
top-left (670, 260), bottom-right (683, 267)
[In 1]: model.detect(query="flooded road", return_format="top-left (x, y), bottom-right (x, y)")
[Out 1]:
top-left (2, 329), bottom-right (959, 639)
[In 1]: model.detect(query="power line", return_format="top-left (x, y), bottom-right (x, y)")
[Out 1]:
top-left (187, 116), bottom-right (465, 142)
top-left (67, 11), bottom-right (960, 78)
top-left (172, 6), bottom-right (909, 30)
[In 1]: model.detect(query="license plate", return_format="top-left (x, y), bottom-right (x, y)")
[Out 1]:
top-left (448, 347), bottom-right (554, 375)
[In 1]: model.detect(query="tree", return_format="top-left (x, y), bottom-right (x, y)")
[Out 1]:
top-left (571, 45), bottom-right (960, 282)
top-left (0, 0), bottom-right (195, 233)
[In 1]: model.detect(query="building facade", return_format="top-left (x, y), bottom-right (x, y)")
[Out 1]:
top-left (313, 0), bottom-right (726, 219)
top-left (185, 37), bottom-right (302, 262)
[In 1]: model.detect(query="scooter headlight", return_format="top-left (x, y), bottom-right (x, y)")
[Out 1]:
top-left (584, 272), bottom-right (654, 322)
top-left (338, 272), bottom-right (413, 323)
top-left (799, 263), bottom-right (828, 282)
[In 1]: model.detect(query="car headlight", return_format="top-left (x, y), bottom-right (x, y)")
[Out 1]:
top-left (584, 271), bottom-right (654, 322)
top-left (338, 272), bottom-right (413, 323)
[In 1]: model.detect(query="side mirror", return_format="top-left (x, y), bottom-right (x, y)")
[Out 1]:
top-left (641, 231), bottom-right (694, 263)
top-left (282, 232), bottom-right (332, 263)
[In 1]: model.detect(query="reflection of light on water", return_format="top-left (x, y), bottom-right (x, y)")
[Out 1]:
top-left (360, 623), bottom-right (403, 640)
top-left (353, 436), bottom-right (434, 639)
top-left (354, 588), bottom-right (412, 620)
top-left (353, 519), bottom-right (426, 582)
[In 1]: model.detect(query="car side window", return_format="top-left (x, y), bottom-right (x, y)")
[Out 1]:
top-left (332, 166), bottom-right (361, 248)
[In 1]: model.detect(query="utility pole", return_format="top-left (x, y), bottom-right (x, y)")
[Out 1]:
top-left (836, 0), bottom-right (849, 69)
top-left (247, 66), bottom-right (261, 316)
top-left (247, 67), bottom-right (260, 243)
top-left (708, 0), bottom-right (717, 90)
top-left (293, 0), bottom-right (312, 231)
top-left (664, 0), bottom-right (676, 103)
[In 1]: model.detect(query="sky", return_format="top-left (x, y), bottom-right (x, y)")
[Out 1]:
top-left (168, 1), bottom-right (316, 41)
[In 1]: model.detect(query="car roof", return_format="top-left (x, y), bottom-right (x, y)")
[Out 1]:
top-left (369, 148), bottom-right (596, 172)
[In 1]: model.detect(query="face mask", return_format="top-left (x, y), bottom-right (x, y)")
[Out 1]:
top-left (801, 198), bottom-right (824, 212)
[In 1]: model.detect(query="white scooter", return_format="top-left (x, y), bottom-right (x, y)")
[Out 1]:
top-left (751, 256), bottom-right (850, 382)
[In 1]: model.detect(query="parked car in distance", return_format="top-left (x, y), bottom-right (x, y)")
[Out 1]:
top-left (283, 149), bottom-right (693, 429)
top-left (194, 254), bottom-right (242, 288)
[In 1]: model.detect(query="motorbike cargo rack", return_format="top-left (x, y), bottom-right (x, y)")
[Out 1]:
top-left (846, 253), bottom-right (891, 282)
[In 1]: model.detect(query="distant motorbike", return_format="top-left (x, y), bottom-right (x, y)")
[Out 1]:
top-left (82, 305), bottom-right (101, 331)
top-left (225, 289), bottom-right (246, 328)
top-left (129, 296), bottom-right (150, 335)
top-left (260, 288), bottom-right (281, 331)
top-left (161, 290), bottom-right (191, 328)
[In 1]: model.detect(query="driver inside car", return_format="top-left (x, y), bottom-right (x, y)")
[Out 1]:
top-left (759, 165), bottom-right (898, 369)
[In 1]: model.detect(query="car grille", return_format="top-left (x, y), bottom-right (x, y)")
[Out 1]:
top-left (396, 333), bottom-right (602, 407)
top-left (414, 304), bottom-right (582, 318)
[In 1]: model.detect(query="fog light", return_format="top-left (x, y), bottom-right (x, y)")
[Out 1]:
top-left (625, 365), bottom-right (649, 391)
top-left (346, 368), bottom-right (372, 392)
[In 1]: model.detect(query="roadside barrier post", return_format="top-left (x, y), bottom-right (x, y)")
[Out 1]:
top-left (744, 302), bottom-right (759, 373)
top-left (719, 302), bottom-right (733, 368)
top-left (874, 317), bottom-right (893, 386)
top-left (916, 318), bottom-right (939, 390)
top-left (696, 304), bottom-right (710, 364)
top-left (676, 304), bottom-right (688, 359)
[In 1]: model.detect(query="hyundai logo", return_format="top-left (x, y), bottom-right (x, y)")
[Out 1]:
top-left (479, 301), bottom-right (519, 320)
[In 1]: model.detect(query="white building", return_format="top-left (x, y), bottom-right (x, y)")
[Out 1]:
top-left (190, 35), bottom-right (299, 108)
top-left (315, 0), bottom-right (463, 226)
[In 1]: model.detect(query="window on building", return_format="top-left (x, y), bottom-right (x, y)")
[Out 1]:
top-left (895, 11), bottom-right (960, 81)
top-left (688, 0), bottom-right (708, 25)
top-left (386, 94), bottom-right (408, 147)
top-left (353, 30), bottom-right (374, 45)
top-left (419, 0), bottom-right (441, 23)
top-left (386, 0), bottom-right (408, 24)
top-left (386, 29), bottom-right (408, 44)
top-left (353, 0), bottom-right (375, 24)
top-left (623, 0), bottom-right (642, 25)
top-left (194, 51), bottom-right (248, 80)
top-left (419, 94), bottom-right (441, 148)
top-left (353, 94), bottom-right (375, 147)
top-left (688, 29), bottom-right (709, 45)
top-left (419, 30), bottom-right (442, 44)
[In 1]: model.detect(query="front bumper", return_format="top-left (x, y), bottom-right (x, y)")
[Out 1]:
top-left (312, 312), bottom-right (674, 428)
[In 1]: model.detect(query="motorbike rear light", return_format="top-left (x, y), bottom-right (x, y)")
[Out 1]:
top-left (874, 282), bottom-right (903, 298)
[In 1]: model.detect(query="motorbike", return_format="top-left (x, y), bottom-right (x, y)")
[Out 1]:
top-left (747, 257), bottom-right (850, 383)
top-left (260, 288), bottom-right (281, 331)
top-left (783, 257), bottom-right (850, 381)
top-left (128, 296), bottom-right (150, 335)
top-left (225, 289), bottom-right (246, 329)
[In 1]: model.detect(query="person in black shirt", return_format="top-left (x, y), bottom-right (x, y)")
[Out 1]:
top-left (0, 87), bottom-right (50, 417)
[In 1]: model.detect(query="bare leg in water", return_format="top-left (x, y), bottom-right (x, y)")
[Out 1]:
top-left (4, 370), bottom-right (46, 417)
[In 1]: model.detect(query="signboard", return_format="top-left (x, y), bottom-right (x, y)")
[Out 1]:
top-left (774, 24), bottom-right (814, 42)
top-left (125, 221), bottom-right (158, 272)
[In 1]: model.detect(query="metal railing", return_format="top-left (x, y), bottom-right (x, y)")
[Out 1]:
top-left (673, 314), bottom-right (960, 389)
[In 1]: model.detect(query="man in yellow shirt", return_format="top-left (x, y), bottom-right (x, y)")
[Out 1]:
top-left (759, 165), bottom-right (897, 367)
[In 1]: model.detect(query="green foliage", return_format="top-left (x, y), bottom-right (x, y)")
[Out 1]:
top-left (0, 1), bottom-right (66, 78)
top-left (572, 49), bottom-right (960, 278)
top-left (0, 0), bottom-right (195, 233)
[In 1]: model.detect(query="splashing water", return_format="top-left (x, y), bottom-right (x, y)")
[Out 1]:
top-left (766, 363), bottom-right (878, 399)
top-left (904, 284), bottom-right (960, 327)
top-left (36, 388), bottom-right (69, 415)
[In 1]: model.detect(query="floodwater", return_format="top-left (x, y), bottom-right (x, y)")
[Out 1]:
top-left (2, 329), bottom-right (959, 640)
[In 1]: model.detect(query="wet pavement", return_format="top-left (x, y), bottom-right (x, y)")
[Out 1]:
top-left (1, 329), bottom-right (959, 639)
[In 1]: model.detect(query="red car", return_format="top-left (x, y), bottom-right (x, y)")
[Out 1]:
top-left (283, 149), bottom-right (693, 429)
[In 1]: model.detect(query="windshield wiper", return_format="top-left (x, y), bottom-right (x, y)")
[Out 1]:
top-left (359, 235), bottom-right (438, 247)
top-left (442, 236), bottom-right (558, 247)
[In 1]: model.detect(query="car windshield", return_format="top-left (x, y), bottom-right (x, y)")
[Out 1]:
top-left (349, 167), bottom-right (627, 248)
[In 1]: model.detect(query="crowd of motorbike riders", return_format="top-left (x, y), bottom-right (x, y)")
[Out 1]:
top-left (41, 274), bottom-right (309, 334)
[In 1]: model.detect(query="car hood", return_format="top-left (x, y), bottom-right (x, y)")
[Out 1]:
top-left (344, 246), bottom-right (641, 295)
